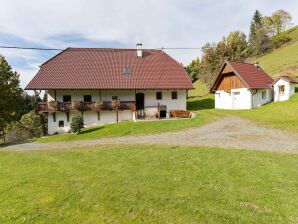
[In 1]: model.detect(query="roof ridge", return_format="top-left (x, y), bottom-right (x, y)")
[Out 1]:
top-left (68, 47), bottom-right (161, 51)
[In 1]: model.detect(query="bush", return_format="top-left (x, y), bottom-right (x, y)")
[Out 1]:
top-left (70, 114), bottom-right (84, 134)
top-left (20, 111), bottom-right (43, 138)
top-left (270, 32), bottom-right (291, 49)
top-left (5, 122), bottom-right (29, 143)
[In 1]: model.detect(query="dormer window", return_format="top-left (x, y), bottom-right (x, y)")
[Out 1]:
top-left (123, 67), bottom-right (131, 75)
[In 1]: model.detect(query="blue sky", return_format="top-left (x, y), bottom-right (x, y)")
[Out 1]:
top-left (0, 0), bottom-right (297, 89)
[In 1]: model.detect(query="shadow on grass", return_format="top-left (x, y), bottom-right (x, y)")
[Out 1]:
top-left (81, 126), bottom-right (104, 134)
top-left (187, 98), bottom-right (215, 111)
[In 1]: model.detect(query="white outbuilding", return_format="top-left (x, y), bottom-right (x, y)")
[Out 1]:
top-left (272, 76), bottom-right (297, 101)
top-left (210, 61), bottom-right (274, 109)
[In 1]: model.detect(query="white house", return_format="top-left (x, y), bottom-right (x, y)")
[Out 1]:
top-left (210, 61), bottom-right (274, 109)
top-left (272, 76), bottom-right (297, 101)
top-left (25, 44), bottom-right (193, 134)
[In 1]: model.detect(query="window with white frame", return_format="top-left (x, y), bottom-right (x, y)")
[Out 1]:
top-left (279, 85), bottom-right (285, 96)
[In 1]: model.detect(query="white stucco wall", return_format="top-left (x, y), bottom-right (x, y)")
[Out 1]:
top-left (215, 88), bottom-right (273, 109)
top-left (273, 79), bottom-right (296, 101)
top-left (46, 89), bottom-right (187, 134)
top-left (215, 88), bottom-right (252, 109)
top-left (136, 90), bottom-right (187, 112)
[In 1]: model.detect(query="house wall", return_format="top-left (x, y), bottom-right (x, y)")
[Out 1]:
top-left (215, 88), bottom-right (252, 109)
top-left (136, 90), bottom-right (187, 113)
top-left (215, 88), bottom-right (273, 109)
top-left (273, 79), bottom-right (295, 101)
top-left (216, 73), bottom-right (245, 92)
top-left (252, 88), bottom-right (273, 108)
top-left (46, 89), bottom-right (187, 134)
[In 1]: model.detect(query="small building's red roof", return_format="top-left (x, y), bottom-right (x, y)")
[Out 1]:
top-left (25, 48), bottom-right (193, 90)
top-left (272, 76), bottom-right (297, 85)
top-left (211, 60), bottom-right (274, 92)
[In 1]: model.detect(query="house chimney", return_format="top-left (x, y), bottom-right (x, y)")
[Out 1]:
top-left (136, 43), bottom-right (142, 58)
top-left (254, 62), bottom-right (260, 69)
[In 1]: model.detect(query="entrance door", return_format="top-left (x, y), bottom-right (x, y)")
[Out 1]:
top-left (135, 93), bottom-right (144, 110)
top-left (232, 92), bottom-right (240, 109)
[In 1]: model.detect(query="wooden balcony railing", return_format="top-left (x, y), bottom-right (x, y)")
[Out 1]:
top-left (36, 101), bottom-right (136, 113)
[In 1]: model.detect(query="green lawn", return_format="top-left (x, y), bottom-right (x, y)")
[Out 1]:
top-left (0, 145), bottom-right (297, 223)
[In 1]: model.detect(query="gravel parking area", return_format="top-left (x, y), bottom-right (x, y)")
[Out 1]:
top-left (3, 116), bottom-right (298, 153)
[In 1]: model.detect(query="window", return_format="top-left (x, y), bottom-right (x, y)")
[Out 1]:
top-left (156, 92), bottom-right (162, 100)
top-left (123, 67), bottom-right (131, 75)
top-left (84, 95), bottom-right (92, 102)
top-left (63, 95), bottom-right (71, 102)
top-left (171, 91), bottom-right (178, 99)
top-left (112, 96), bottom-right (118, 100)
top-left (279, 85), bottom-right (285, 95)
top-left (262, 90), bottom-right (266, 100)
top-left (58, 120), bottom-right (64, 127)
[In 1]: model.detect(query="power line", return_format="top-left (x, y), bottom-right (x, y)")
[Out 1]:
top-left (0, 46), bottom-right (63, 51)
top-left (0, 45), bottom-right (202, 51)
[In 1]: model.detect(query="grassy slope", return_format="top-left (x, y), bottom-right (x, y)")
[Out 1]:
top-left (0, 145), bottom-right (297, 223)
top-left (188, 80), bottom-right (209, 97)
top-left (250, 25), bottom-right (298, 78)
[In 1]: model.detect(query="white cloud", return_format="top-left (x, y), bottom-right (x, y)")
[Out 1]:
top-left (0, 0), bottom-right (297, 88)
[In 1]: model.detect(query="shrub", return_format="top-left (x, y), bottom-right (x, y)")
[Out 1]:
top-left (20, 111), bottom-right (43, 138)
top-left (70, 114), bottom-right (84, 134)
top-left (5, 122), bottom-right (29, 143)
top-left (271, 32), bottom-right (291, 49)
top-left (72, 100), bottom-right (82, 110)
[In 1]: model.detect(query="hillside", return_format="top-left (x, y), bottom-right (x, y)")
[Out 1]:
top-left (250, 25), bottom-right (298, 79)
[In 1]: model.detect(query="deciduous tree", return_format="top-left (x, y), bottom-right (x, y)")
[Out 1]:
top-left (0, 55), bottom-right (23, 143)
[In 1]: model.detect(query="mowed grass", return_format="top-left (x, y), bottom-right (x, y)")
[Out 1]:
top-left (0, 145), bottom-right (297, 223)
top-left (250, 25), bottom-right (298, 78)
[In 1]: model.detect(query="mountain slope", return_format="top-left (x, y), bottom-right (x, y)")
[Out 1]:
top-left (250, 25), bottom-right (298, 79)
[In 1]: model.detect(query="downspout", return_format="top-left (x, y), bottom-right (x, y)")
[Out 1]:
top-left (251, 89), bottom-right (257, 109)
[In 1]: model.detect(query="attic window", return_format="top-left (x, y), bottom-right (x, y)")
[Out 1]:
top-left (123, 67), bottom-right (131, 75)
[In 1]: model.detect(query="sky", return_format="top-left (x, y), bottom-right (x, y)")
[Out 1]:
top-left (0, 0), bottom-right (297, 89)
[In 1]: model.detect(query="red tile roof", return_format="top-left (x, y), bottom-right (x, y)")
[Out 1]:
top-left (25, 48), bottom-right (193, 90)
top-left (272, 76), bottom-right (297, 84)
top-left (211, 61), bottom-right (274, 91)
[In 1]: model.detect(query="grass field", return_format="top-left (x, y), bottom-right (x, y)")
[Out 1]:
top-left (250, 25), bottom-right (298, 78)
top-left (0, 145), bottom-right (297, 223)
top-left (188, 80), bottom-right (209, 97)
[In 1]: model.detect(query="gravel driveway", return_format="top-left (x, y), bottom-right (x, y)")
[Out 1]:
top-left (3, 116), bottom-right (298, 153)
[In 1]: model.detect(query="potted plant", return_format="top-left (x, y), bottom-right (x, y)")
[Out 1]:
top-left (49, 100), bottom-right (59, 110)
top-left (72, 100), bottom-right (82, 110)
top-left (95, 100), bottom-right (103, 110)
top-left (111, 99), bottom-right (120, 110)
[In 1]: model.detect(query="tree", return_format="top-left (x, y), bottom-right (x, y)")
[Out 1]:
top-left (264, 10), bottom-right (292, 35)
top-left (186, 58), bottom-right (201, 82)
top-left (70, 114), bottom-right (84, 134)
top-left (248, 10), bottom-right (271, 56)
top-left (225, 31), bottom-right (247, 61)
top-left (17, 92), bottom-right (41, 118)
top-left (249, 10), bottom-right (263, 44)
top-left (0, 55), bottom-right (23, 143)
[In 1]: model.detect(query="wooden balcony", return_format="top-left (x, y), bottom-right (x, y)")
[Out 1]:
top-left (36, 101), bottom-right (136, 113)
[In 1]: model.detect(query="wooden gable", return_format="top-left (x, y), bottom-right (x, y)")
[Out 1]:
top-left (215, 64), bottom-right (245, 92)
